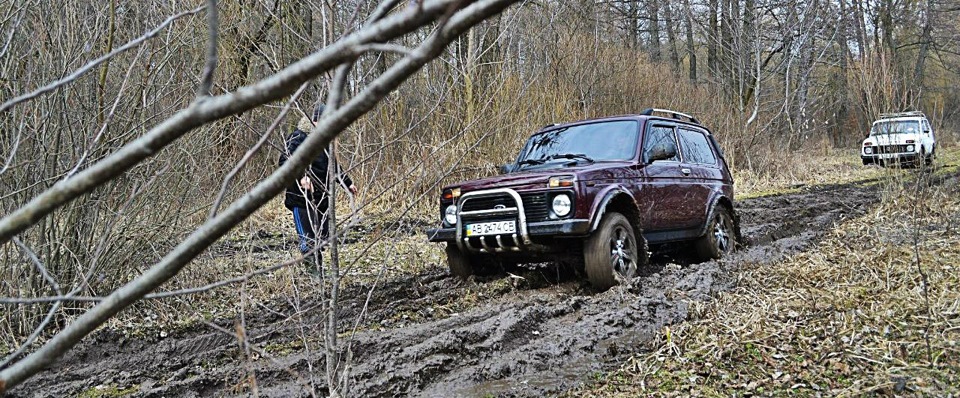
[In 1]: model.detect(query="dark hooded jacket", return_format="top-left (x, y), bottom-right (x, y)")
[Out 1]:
top-left (279, 116), bottom-right (353, 210)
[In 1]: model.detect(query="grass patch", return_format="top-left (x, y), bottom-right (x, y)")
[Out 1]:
top-left (573, 165), bottom-right (960, 396)
top-left (77, 384), bottom-right (139, 398)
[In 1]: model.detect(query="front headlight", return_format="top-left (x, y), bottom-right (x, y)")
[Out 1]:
top-left (444, 204), bottom-right (458, 225)
top-left (906, 145), bottom-right (915, 152)
top-left (864, 147), bottom-right (873, 154)
top-left (552, 194), bottom-right (572, 217)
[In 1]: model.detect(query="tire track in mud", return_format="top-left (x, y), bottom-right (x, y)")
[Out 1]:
top-left (11, 175), bottom-right (936, 397)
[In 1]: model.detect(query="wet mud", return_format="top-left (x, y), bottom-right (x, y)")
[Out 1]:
top-left (9, 177), bottom-right (903, 397)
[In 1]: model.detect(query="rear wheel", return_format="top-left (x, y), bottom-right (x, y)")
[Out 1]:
top-left (924, 147), bottom-right (935, 166)
top-left (584, 212), bottom-right (647, 291)
top-left (694, 206), bottom-right (737, 261)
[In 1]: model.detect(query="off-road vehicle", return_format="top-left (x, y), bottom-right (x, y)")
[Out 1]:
top-left (861, 111), bottom-right (936, 166)
top-left (426, 109), bottom-right (739, 290)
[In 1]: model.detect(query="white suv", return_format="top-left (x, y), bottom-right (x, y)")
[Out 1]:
top-left (861, 111), bottom-right (936, 166)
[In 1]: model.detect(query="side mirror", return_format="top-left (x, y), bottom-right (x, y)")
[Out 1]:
top-left (500, 163), bottom-right (516, 174)
top-left (648, 142), bottom-right (678, 162)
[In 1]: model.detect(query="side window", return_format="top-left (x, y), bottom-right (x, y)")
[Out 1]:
top-left (677, 128), bottom-right (718, 165)
top-left (922, 120), bottom-right (931, 133)
top-left (643, 125), bottom-right (680, 162)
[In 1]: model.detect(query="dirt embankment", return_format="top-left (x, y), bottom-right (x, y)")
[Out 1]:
top-left (10, 179), bottom-right (889, 398)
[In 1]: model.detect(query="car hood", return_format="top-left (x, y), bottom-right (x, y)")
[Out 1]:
top-left (865, 133), bottom-right (920, 145)
top-left (445, 161), bottom-right (635, 193)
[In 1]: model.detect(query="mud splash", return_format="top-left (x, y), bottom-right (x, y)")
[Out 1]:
top-left (9, 178), bottom-right (893, 397)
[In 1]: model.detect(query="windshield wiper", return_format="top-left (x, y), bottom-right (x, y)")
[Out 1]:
top-left (549, 153), bottom-right (594, 163)
top-left (517, 157), bottom-right (549, 166)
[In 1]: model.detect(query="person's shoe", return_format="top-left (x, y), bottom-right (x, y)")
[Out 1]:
top-left (306, 265), bottom-right (323, 278)
top-left (302, 254), bottom-right (323, 278)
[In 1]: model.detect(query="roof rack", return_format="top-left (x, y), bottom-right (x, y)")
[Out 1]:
top-left (641, 108), bottom-right (700, 124)
top-left (879, 111), bottom-right (926, 119)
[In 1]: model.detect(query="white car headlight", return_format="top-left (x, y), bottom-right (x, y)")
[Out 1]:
top-left (552, 194), bottom-right (572, 217)
top-left (864, 147), bottom-right (873, 154)
top-left (444, 204), bottom-right (457, 225)
top-left (906, 145), bottom-right (915, 152)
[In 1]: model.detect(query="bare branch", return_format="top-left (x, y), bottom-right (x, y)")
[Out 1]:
top-left (0, 5), bottom-right (205, 114)
top-left (0, 302), bottom-right (61, 370)
top-left (12, 238), bottom-right (59, 296)
top-left (0, 0), bottom-right (520, 393)
top-left (356, 43), bottom-right (414, 55)
top-left (197, 0), bottom-right (219, 97)
top-left (66, 47), bottom-right (147, 180)
top-left (0, 0), bottom-right (471, 246)
top-left (208, 82), bottom-right (310, 219)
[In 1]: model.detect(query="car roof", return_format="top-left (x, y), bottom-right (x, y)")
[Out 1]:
top-left (538, 113), bottom-right (709, 135)
top-left (872, 117), bottom-right (925, 124)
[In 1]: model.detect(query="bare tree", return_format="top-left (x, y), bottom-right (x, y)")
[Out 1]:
top-left (0, 0), bottom-right (521, 393)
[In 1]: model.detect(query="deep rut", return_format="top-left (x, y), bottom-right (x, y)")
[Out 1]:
top-left (11, 176), bottom-right (912, 398)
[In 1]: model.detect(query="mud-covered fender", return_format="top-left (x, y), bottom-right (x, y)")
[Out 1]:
top-left (588, 185), bottom-right (639, 233)
top-left (698, 193), bottom-right (743, 246)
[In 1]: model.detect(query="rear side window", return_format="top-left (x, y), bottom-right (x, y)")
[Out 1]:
top-left (643, 125), bottom-right (680, 162)
top-left (677, 128), bottom-right (717, 165)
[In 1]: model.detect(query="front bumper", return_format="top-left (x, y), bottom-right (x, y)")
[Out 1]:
top-left (861, 153), bottom-right (919, 164)
top-left (425, 187), bottom-right (590, 254)
top-left (426, 219), bottom-right (591, 243)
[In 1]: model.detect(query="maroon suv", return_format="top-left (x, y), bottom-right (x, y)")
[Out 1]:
top-left (426, 109), bottom-right (739, 290)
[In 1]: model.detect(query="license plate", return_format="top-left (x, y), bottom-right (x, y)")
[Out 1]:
top-left (466, 220), bottom-right (516, 237)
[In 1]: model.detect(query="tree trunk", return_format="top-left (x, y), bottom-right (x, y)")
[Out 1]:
top-left (708, 0), bottom-right (718, 77)
top-left (683, 0), bottom-right (697, 82)
top-left (647, 0), bottom-right (661, 62)
top-left (853, 0), bottom-right (867, 57)
top-left (664, 3), bottom-right (680, 72)
top-left (913, 0), bottom-right (932, 92)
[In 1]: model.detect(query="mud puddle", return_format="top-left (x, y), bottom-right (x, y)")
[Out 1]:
top-left (10, 175), bottom-right (927, 398)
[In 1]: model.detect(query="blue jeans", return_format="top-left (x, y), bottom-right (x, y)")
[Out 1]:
top-left (291, 206), bottom-right (328, 263)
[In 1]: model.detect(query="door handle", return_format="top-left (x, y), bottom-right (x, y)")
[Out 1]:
top-left (680, 168), bottom-right (691, 175)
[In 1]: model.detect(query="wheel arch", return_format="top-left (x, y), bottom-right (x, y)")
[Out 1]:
top-left (700, 194), bottom-right (743, 248)
top-left (589, 187), bottom-right (643, 237)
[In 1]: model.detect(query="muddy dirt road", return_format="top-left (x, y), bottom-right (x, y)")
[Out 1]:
top-left (11, 178), bottom-right (891, 397)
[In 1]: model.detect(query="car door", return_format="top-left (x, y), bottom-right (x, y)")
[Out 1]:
top-left (676, 127), bottom-right (721, 227)
top-left (921, 119), bottom-right (935, 153)
top-left (637, 122), bottom-right (696, 232)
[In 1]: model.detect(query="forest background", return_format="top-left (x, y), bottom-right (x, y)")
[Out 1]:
top-left (1, 0), bottom-right (959, 393)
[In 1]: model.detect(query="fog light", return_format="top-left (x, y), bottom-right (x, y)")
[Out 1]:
top-left (906, 145), bottom-right (915, 152)
top-left (864, 147), bottom-right (873, 154)
top-left (444, 204), bottom-right (457, 225)
top-left (552, 194), bottom-right (571, 217)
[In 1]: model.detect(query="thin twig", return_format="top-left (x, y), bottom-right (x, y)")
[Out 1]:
top-left (12, 238), bottom-right (60, 295)
top-left (66, 47), bottom-right (147, 180)
top-left (0, 6), bottom-right (205, 114)
top-left (0, 0), bottom-right (471, 246)
top-left (208, 82), bottom-right (310, 219)
top-left (0, 1), bottom-right (520, 392)
top-left (911, 170), bottom-right (934, 365)
top-left (0, 302), bottom-right (61, 369)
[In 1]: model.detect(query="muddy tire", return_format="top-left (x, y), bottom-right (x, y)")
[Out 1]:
top-left (583, 212), bottom-right (646, 291)
top-left (694, 206), bottom-right (737, 261)
top-left (445, 243), bottom-right (498, 278)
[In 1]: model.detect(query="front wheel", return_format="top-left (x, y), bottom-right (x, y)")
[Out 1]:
top-left (445, 243), bottom-right (500, 278)
top-left (694, 206), bottom-right (737, 261)
top-left (584, 212), bottom-right (648, 291)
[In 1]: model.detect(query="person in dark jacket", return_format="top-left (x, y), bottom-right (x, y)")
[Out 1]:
top-left (278, 104), bottom-right (358, 272)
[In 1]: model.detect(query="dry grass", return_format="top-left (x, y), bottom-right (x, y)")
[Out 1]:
top-left (574, 164), bottom-right (960, 396)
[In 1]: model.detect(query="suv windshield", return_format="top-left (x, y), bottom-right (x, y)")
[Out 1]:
top-left (871, 120), bottom-right (921, 136)
top-left (516, 120), bottom-right (639, 169)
